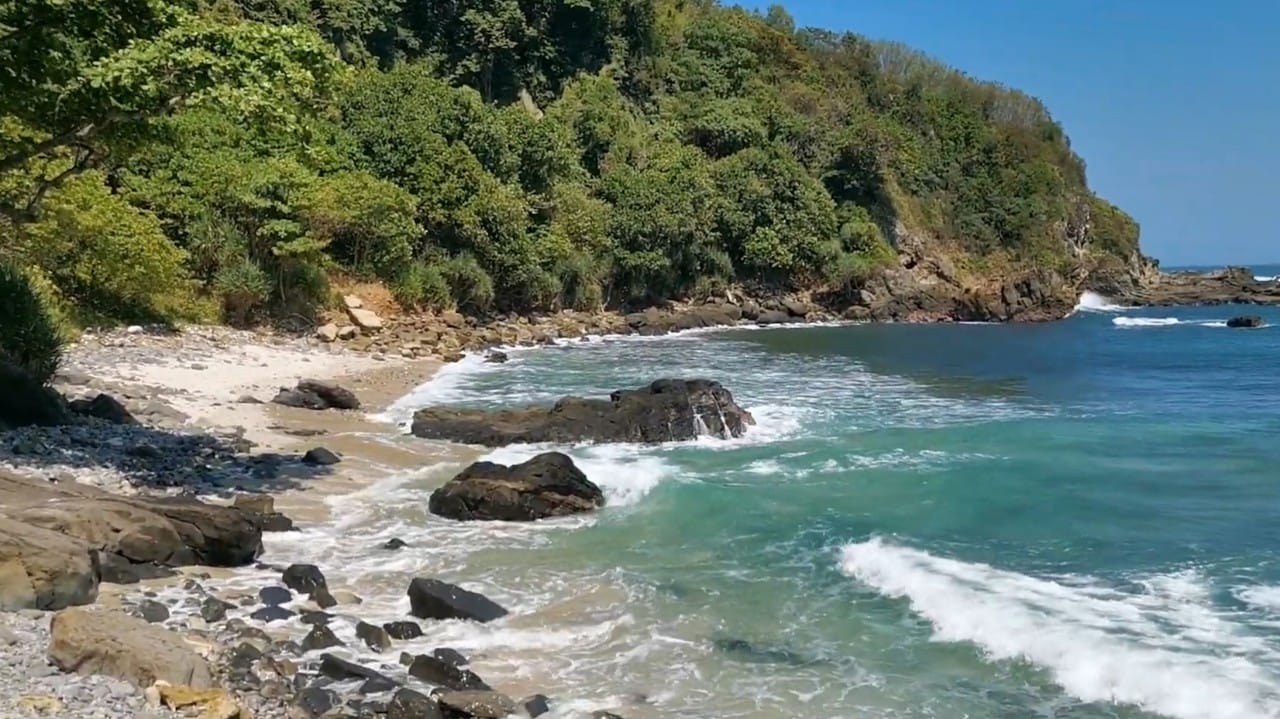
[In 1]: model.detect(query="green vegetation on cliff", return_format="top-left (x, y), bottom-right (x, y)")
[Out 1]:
top-left (1, 0), bottom-right (1139, 343)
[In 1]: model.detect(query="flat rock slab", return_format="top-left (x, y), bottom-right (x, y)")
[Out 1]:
top-left (48, 607), bottom-right (213, 689)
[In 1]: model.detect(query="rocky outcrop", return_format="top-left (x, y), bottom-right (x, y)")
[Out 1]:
top-left (1110, 267), bottom-right (1280, 307)
top-left (48, 607), bottom-right (214, 688)
top-left (0, 471), bottom-right (263, 609)
top-left (272, 380), bottom-right (361, 411)
top-left (428, 452), bottom-right (604, 522)
top-left (407, 578), bottom-right (508, 623)
top-left (411, 379), bottom-right (754, 446)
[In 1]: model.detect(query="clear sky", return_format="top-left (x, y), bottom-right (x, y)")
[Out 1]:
top-left (740, 0), bottom-right (1279, 267)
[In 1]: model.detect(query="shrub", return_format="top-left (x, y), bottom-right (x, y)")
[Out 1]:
top-left (391, 261), bottom-right (452, 310)
top-left (214, 259), bottom-right (272, 326)
top-left (0, 261), bottom-right (64, 384)
top-left (441, 254), bottom-right (495, 314)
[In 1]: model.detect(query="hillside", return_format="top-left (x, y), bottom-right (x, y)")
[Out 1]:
top-left (1, 0), bottom-right (1145, 359)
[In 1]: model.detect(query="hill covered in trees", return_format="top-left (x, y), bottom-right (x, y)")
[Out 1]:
top-left (1, 0), bottom-right (1144, 373)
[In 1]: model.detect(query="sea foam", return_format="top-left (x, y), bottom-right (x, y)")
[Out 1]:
top-left (1074, 291), bottom-right (1129, 313)
top-left (839, 538), bottom-right (1280, 719)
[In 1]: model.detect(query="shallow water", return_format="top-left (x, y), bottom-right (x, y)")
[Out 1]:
top-left (255, 293), bottom-right (1280, 719)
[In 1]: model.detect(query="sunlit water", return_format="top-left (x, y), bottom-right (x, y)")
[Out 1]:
top-left (239, 285), bottom-right (1280, 719)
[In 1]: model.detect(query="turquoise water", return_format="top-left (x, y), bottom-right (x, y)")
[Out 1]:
top-left (356, 286), bottom-right (1280, 719)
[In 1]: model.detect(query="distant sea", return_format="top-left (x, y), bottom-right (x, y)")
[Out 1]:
top-left (251, 263), bottom-right (1280, 719)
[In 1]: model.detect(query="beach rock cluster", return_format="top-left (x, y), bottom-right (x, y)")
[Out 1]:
top-left (428, 452), bottom-right (605, 522)
top-left (412, 379), bottom-right (754, 446)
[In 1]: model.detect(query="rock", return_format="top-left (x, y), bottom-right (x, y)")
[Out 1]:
top-left (272, 379), bottom-right (360, 411)
top-left (301, 624), bottom-right (343, 652)
top-left (316, 323), bottom-right (339, 342)
top-left (441, 311), bottom-right (467, 329)
top-left (0, 517), bottom-right (98, 610)
top-left (1227, 315), bottom-right (1265, 328)
top-left (200, 597), bottom-right (233, 623)
top-left (283, 564), bottom-right (327, 594)
top-left (432, 648), bottom-right (469, 667)
top-left (411, 379), bottom-right (755, 446)
top-left (126, 443), bottom-right (162, 459)
top-left (292, 686), bottom-right (340, 718)
top-left (156, 685), bottom-right (249, 719)
top-left (407, 654), bottom-right (490, 691)
top-left (136, 599), bottom-right (170, 623)
top-left (356, 621), bottom-right (392, 652)
top-left (591, 713), bottom-right (624, 719)
top-left (310, 586), bottom-right (337, 609)
top-left (434, 690), bottom-right (518, 719)
top-left (98, 554), bottom-right (175, 584)
top-left (250, 605), bottom-right (295, 623)
top-left (348, 307), bottom-right (384, 331)
top-left (318, 653), bottom-right (397, 692)
top-left (236, 394), bottom-right (264, 404)
top-left (79, 393), bottom-right (138, 424)
top-left (331, 589), bottom-right (363, 605)
top-left (388, 688), bottom-right (444, 719)
top-left (338, 325), bottom-right (360, 340)
top-left (383, 621), bottom-right (422, 640)
top-left (521, 694), bottom-right (551, 718)
top-left (407, 578), bottom-right (509, 623)
top-left (344, 295), bottom-right (365, 309)
top-left (301, 447), bottom-right (341, 466)
top-left (233, 495), bottom-right (274, 515)
top-left (299, 610), bottom-right (333, 625)
top-left (484, 351), bottom-right (509, 364)
top-left (382, 538), bottom-right (408, 551)
top-left (781, 299), bottom-right (811, 317)
top-left (755, 309), bottom-right (796, 325)
top-left (428, 452), bottom-right (604, 522)
top-left (259, 586), bottom-right (292, 606)
top-left (48, 607), bottom-right (214, 688)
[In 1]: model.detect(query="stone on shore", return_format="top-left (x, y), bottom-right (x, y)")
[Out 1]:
top-left (48, 608), bottom-right (213, 689)
top-left (348, 307), bottom-right (384, 331)
top-left (301, 624), bottom-right (343, 652)
top-left (318, 653), bottom-right (397, 693)
top-left (428, 452), bottom-right (604, 522)
top-left (301, 447), bottom-right (341, 466)
top-left (407, 653), bottom-right (490, 691)
top-left (316, 323), bottom-right (339, 342)
top-left (407, 578), bottom-right (509, 623)
top-left (411, 379), bottom-right (754, 446)
top-left (383, 620), bottom-right (423, 640)
top-left (272, 379), bottom-right (361, 411)
top-left (434, 690), bottom-right (518, 719)
top-left (282, 564), bottom-right (327, 594)
top-left (356, 620), bottom-right (392, 652)
top-left (1227, 315), bottom-right (1265, 328)
top-left (71, 393), bottom-right (138, 424)
top-left (0, 516), bottom-right (99, 610)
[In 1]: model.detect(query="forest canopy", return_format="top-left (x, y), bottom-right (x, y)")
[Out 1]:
top-left (1, 0), bottom-right (1140, 336)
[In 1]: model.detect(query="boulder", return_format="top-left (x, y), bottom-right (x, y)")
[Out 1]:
top-left (411, 379), bottom-right (754, 446)
top-left (310, 586), bottom-right (337, 608)
top-left (292, 687), bottom-right (340, 719)
top-left (521, 694), bottom-right (551, 718)
top-left (388, 688), bottom-right (444, 719)
top-left (407, 654), bottom-right (490, 691)
top-left (135, 599), bottom-right (169, 623)
top-left (383, 621), bottom-right (423, 640)
top-left (781, 299), bottom-right (812, 317)
top-left (356, 621), bottom-right (392, 652)
top-left (382, 538), bottom-right (408, 551)
top-left (318, 653), bottom-right (397, 693)
top-left (200, 597), bottom-right (233, 623)
top-left (432, 648), bottom-right (469, 667)
top-left (428, 452), bottom-right (604, 522)
top-left (434, 690), bottom-right (517, 719)
top-left (338, 325), bottom-right (360, 340)
top-left (48, 608), bottom-right (213, 688)
top-left (250, 605), bottom-right (295, 623)
top-left (407, 578), bottom-right (509, 623)
top-left (316, 323), bottom-right (339, 342)
top-left (282, 564), bottom-right (327, 594)
top-left (75, 393), bottom-right (138, 424)
top-left (1227, 315), bottom-right (1265, 328)
top-left (272, 379), bottom-right (360, 411)
top-left (755, 310), bottom-right (796, 325)
top-left (259, 586), bottom-right (292, 606)
top-left (485, 351), bottom-right (509, 364)
top-left (0, 517), bottom-right (99, 610)
top-left (301, 624), bottom-right (343, 652)
top-left (301, 447), bottom-right (341, 466)
top-left (348, 307), bottom-right (384, 331)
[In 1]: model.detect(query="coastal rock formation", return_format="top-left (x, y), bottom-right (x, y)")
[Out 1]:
top-left (0, 516), bottom-right (99, 610)
top-left (1227, 315), bottom-right (1265, 328)
top-left (411, 379), bottom-right (754, 446)
top-left (428, 452), bottom-right (604, 521)
top-left (272, 379), bottom-right (361, 411)
top-left (1109, 266), bottom-right (1280, 307)
top-left (407, 577), bottom-right (508, 623)
top-left (48, 607), bottom-right (214, 688)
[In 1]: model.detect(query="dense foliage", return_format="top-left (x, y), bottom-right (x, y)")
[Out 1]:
top-left (1, 0), bottom-right (1140, 333)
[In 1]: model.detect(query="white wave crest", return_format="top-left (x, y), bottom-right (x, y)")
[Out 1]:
top-left (1112, 317), bottom-right (1182, 327)
top-left (839, 539), bottom-right (1280, 719)
top-left (1239, 585), bottom-right (1280, 613)
top-left (480, 444), bottom-right (676, 507)
top-left (1256, 275), bottom-right (1277, 282)
top-left (1074, 291), bottom-right (1130, 313)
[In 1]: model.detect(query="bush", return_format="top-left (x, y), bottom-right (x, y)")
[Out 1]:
top-left (441, 254), bottom-right (495, 314)
top-left (214, 259), bottom-right (272, 326)
top-left (0, 261), bottom-right (64, 384)
top-left (555, 251), bottom-right (606, 311)
top-left (391, 261), bottom-right (452, 310)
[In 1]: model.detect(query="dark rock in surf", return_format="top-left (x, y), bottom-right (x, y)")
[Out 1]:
top-left (388, 688), bottom-right (444, 719)
top-left (301, 447), bottom-right (341, 466)
top-left (432, 648), bottom-right (469, 667)
top-left (258, 586), bottom-right (292, 606)
top-left (410, 379), bottom-right (754, 447)
top-left (1227, 315), bottom-right (1265, 328)
top-left (428, 452), bottom-right (604, 522)
top-left (383, 621), bottom-right (422, 640)
top-left (301, 624), bottom-right (343, 652)
top-left (282, 564), bottom-right (326, 594)
top-left (407, 578), bottom-right (508, 623)
top-left (407, 653), bottom-right (491, 690)
top-left (434, 690), bottom-right (518, 719)
top-left (382, 537), bottom-right (408, 551)
top-left (521, 694), bottom-right (552, 718)
top-left (484, 351), bottom-right (509, 364)
top-left (318, 653), bottom-right (397, 692)
top-left (356, 621), bottom-right (392, 652)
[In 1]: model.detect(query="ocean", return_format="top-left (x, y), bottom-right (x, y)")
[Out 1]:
top-left (258, 265), bottom-right (1280, 719)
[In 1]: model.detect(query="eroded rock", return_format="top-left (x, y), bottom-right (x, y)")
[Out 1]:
top-left (428, 452), bottom-right (604, 522)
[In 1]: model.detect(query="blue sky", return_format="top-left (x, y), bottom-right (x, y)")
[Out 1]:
top-left (740, 0), bottom-right (1279, 267)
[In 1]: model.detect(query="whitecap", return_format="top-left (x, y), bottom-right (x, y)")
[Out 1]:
top-left (1256, 275), bottom-right (1277, 282)
top-left (479, 443), bottom-right (676, 507)
top-left (1239, 585), bottom-right (1280, 613)
top-left (839, 538), bottom-right (1280, 719)
top-left (1074, 291), bottom-right (1130, 313)
top-left (1112, 317), bottom-right (1182, 327)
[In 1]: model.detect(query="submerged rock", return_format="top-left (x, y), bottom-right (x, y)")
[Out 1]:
top-left (1227, 315), bottom-right (1265, 328)
top-left (410, 379), bottom-right (754, 446)
top-left (407, 578), bottom-right (508, 623)
top-left (428, 452), bottom-right (604, 522)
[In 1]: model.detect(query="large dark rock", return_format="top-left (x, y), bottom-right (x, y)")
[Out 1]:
top-left (754, 310), bottom-right (797, 325)
top-left (319, 653), bottom-right (397, 692)
top-left (407, 654), bottom-right (490, 690)
top-left (272, 379), bottom-right (360, 411)
top-left (1227, 315), bottom-right (1265, 328)
top-left (76, 393), bottom-right (138, 424)
top-left (301, 447), bottom-right (341, 466)
top-left (282, 564), bottom-right (327, 594)
top-left (356, 621), bottom-right (392, 652)
top-left (0, 361), bottom-right (70, 431)
top-left (428, 452), bottom-right (604, 522)
top-left (411, 379), bottom-right (754, 446)
top-left (432, 648), bottom-right (469, 667)
top-left (383, 621), bottom-right (423, 640)
top-left (407, 578), bottom-right (508, 623)
top-left (388, 688), bottom-right (444, 719)
top-left (434, 691), bottom-right (518, 719)
top-left (301, 624), bottom-right (343, 652)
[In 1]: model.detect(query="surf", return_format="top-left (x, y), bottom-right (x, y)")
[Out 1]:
top-left (1074, 291), bottom-right (1130, 313)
